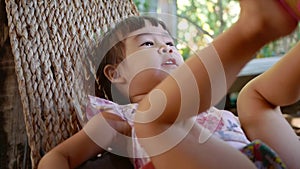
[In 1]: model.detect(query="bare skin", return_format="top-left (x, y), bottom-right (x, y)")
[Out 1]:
top-left (38, 0), bottom-right (298, 169)
top-left (238, 42), bottom-right (300, 169)
top-left (134, 0), bottom-right (298, 169)
top-left (38, 112), bottom-right (130, 169)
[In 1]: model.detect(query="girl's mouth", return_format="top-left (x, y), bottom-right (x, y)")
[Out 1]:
top-left (162, 58), bottom-right (178, 66)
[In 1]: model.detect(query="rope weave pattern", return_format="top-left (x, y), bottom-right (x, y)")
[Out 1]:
top-left (5, 0), bottom-right (138, 168)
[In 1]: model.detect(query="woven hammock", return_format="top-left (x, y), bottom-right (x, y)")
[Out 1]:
top-left (5, 0), bottom-right (139, 168)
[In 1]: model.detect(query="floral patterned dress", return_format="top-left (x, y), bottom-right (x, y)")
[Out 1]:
top-left (83, 95), bottom-right (286, 169)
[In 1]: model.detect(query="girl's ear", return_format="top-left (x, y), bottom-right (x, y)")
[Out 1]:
top-left (103, 64), bottom-right (126, 84)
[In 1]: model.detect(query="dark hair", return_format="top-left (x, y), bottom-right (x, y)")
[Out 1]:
top-left (93, 16), bottom-right (169, 102)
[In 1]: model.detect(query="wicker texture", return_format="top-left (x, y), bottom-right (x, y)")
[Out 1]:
top-left (5, 0), bottom-right (138, 168)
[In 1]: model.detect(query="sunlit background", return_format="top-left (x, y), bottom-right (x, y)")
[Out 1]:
top-left (134, 0), bottom-right (300, 59)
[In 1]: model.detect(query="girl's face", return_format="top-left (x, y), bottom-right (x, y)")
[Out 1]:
top-left (112, 20), bottom-right (184, 103)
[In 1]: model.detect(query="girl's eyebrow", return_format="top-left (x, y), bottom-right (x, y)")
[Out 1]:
top-left (129, 32), bottom-right (171, 40)
top-left (133, 32), bottom-right (171, 40)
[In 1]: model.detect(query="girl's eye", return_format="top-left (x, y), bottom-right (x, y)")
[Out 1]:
top-left (140, 41), bottom-right (154, 47)
top-left (166, 42), bottom-right (174, 46)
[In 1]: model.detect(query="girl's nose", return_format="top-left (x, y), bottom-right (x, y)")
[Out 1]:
top-left (158, 45), bottom-right (173, 54)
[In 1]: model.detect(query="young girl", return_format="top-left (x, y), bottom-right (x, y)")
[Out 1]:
top-left (38, 0), bottom-right (299, 169)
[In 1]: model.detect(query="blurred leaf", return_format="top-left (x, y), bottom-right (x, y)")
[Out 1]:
top-left (134, 0), bottom-right (300, 58)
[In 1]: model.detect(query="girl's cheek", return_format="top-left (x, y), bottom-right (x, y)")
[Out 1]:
top-left (117, 48), bottom-right (161, 79)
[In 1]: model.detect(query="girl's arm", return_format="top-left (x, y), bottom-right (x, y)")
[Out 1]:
top-left (38, 112), bottom-right (130, 169)
top-left (38, 130), bottom-right (103, 169)
top-left (237, 42), bottom-right (300, 169)
top-left (134, 0), bottom-right (298, 169)
top-left (136, 0), bottom-right (297, 124)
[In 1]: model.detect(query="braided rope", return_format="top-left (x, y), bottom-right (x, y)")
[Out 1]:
top-left (5, 0), bottom-right (138, 168)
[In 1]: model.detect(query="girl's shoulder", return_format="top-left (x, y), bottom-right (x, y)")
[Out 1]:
top-left (85, 95), bottom-right (138, 126)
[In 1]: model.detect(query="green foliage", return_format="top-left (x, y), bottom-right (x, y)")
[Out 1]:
top-left (177, 0), bottom-right (240, 58)
top-left (133, 0), bottom-right (151, 12)
top-left (133, 0), bottom-right (300, 59)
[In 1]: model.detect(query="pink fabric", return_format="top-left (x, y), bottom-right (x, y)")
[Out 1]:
top-left (279, 0), bottom-right (300, 20)
top-left (83, 96), bottom-right (250, 168)
top-left (139, 162), bottom-right (155, 169)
